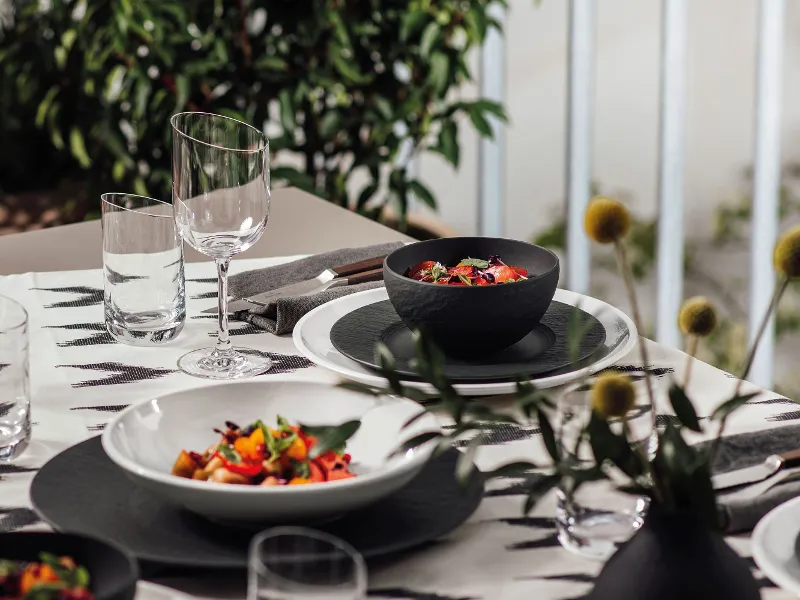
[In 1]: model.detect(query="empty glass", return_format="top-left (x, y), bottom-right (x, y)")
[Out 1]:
top-left (102, 193), bottom-right (186, 345)
top-left (248, 528), bottom-right (367, 600)
top-left (555, 376), bottom-right (665, 560)
top-left (171, 112), bottom-right (271, 379)
top-left (0, 296), bottom-right (30, 462)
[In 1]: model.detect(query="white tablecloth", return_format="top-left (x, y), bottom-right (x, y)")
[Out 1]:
top-left (1, 256), bottom-right (797, 600)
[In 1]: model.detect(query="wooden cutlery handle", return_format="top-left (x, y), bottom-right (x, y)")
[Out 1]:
top-left (780, 449), bottom-right (800, 468)
top-left (332, 255), bottom-right (387, 277)
top-left (344, 268), bottom-right (384, 285)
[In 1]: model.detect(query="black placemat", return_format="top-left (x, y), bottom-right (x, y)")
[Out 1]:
top-left (30, 437), bottom-right (483, 573)
top-left (330, 300), bottom-right (606, 381)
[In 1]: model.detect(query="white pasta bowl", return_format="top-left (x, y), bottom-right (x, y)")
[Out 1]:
top-left (101, 380), bottom-right (440, 522)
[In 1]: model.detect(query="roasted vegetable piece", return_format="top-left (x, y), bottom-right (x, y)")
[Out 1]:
top-left (171, 450), bottom-right (199, 478)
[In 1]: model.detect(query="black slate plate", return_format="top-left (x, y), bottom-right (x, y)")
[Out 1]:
top-left (0, 532), bottom-right (139, 600)
top-left (30, 437), bottom-right (483, 573)
top-left (330, 300), bottom-right (606, 381)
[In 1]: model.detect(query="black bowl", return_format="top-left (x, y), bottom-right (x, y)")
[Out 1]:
top-left (383, 237), bottom-right (560, 356)
top-left (0, 532), bottom-right (139, 600)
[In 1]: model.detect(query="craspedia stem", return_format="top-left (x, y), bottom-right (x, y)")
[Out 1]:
top-left (683, 335), bottom-right (698, 388)
top-left (613, 240), bottom-right (656, 422)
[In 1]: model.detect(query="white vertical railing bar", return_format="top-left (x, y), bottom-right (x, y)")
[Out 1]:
top-left (565, 0), bottom-right (596, 294)
top-left (748, 0), bottom-right (785, 389)
top-left (655, 0), bottom-right (688, 350)
top-left (478, 2), bottom-right (506, 238)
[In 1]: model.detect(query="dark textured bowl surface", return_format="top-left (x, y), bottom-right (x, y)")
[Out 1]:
top-left (0, 532), bottom-right (139, 600)
top-left (383, 237), bottom-right (560, 356)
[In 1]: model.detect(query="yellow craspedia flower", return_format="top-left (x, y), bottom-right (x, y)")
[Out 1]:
top-left (591, 372), bottom-right (636, 419)
top-left (584, 196), bottom-right (632, 244)
top-left (678, 296), bottom-right (717, 337)
top-left (773, 225), bottom-right (800, 279)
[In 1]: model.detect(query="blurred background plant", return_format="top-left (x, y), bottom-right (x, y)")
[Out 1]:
top-left (0, 0), bottom-right (506, 232)
top-left (533, 165), bottom-right (800, 397)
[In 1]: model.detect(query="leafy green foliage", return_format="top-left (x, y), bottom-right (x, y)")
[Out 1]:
top-left (667, 384), bottom-right (702, 433)
top-left (0, 0), bottom-right (507, 227)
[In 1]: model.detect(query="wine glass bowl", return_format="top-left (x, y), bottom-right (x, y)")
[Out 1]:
top-left (171, 112), bottom-right (272, 379)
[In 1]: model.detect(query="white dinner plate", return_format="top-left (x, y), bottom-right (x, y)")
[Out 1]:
top-left (102, 380), bottom-right (440, 522)
top-left (752, 496), bottom-right (800, 596)
top-left (293, 287), bottom-right (638, 396)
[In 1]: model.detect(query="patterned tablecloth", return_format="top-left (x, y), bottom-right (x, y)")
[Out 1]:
top-left (1, 256), bottom-right (798, 600)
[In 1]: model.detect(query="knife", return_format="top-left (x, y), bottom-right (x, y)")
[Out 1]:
top-left (202, 255), bottom-right (387, 314)
top-left (712, 449), bottom-right (800, 492)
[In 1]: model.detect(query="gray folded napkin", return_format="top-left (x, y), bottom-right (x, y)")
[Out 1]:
top-left (227, 242), bottom-right (404, 335)
top-left (703, 424), bottom-right (800, 534)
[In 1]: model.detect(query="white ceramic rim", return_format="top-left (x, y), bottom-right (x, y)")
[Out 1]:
top-left (751, 495), bottom-right (800, 595)
top-left (100, 380), bottom-right (439, 496)
top-left (292, 287), bottom-right (639, 395)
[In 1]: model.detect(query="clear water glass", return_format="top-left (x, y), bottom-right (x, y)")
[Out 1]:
top-left (171, 111), bottom-right (271, 379)
top-left (555, 376), bottom-right (665, 560)
top-left (248, 527), bottom-right (367, 600)
top-left (101, 193), bottom-right (186, 345)
top-left (0, 295), bottom-right (30, 462)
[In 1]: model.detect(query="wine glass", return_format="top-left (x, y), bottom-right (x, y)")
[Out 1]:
top-left (171, 112), bottom-right (271, 379)
top-left (248, 527), bottom-right (367, 600)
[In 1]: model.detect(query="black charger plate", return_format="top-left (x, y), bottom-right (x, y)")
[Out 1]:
top-left (330, 300), bottom-right (606, 381)
top-left (30, 437), bottom-right (483, 573)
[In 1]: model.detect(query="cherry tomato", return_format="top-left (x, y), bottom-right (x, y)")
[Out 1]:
top-left (408, 261), bottom-right (437, 280)
top-left (485, 265), bottom-right (518, 283)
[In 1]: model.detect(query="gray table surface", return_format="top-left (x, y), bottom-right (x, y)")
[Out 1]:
top-left (0, 187), bottom-right (413, 275)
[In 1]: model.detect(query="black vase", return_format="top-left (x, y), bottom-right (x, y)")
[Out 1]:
top-left (586, 510), bottom-right (760, 600)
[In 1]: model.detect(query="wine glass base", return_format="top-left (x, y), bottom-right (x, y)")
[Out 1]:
top-left (177, 347), bottom-right (272, 380)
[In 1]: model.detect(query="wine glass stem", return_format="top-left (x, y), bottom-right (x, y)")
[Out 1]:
top-left (216, 258), bottom-right (232, 353)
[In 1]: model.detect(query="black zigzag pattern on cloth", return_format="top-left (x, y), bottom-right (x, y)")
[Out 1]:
top-left (187, 277), bottom-right (218, 284)
top-left (104, 267), bottom-right (146, 285)
top-left (767, 410), bottom-right (800, 422)
top-left (87, 424), bottom-right (106, 432)
top-left (56, 362), bottom-right (177, 387)
top-left (0, 508), bottom-right (41, 532)
top-left (0, 464), bottom-right (39, 481)
top-left (191, 291), bottom-right (218, 300)
top-left (442, 423), bottom-right (540, 447)
top-left (70, 405), bottom-right (130, 413)
top-left (0, 402), bottom-right (12, 418)
top-left (44, 322), bottom-right (115, 347)
top-left (601, 365), bottom-right (675, 378)
top-left (33, 286), bottom-right (103, 308)
top-left (0, 363), bottom-right (8, 374)
top-left (368, 590), bottom-right (478, 600)
top-left (192, 315), bottom-right (265, 337)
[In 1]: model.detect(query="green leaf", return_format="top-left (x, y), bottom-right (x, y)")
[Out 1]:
top-left (112, 159), bottom-right (126, 182)
top-left (35, 86), bottom-right (59, 128)
top-left (458, 258), bottom-right (489, 269)
top-left (134, 79), bottom-right (151, 119)
top-left (332, 52), bottom-right (370, 84)
top-left (357, 182), bottom-right (379, 209)
top-left (523, 474), bottom-right (560, 514)
top-left (709, 392), bottom-right (760, 422)
top-left (392, 431), bottom-right (441, 456)
top-left (432, 120), bottom-right (459, 168)
top-left (61, 29), bottom-right (77, 51)
top-left (374, 96), bottom-right (394, 120)
top-left (536, 408), bottom-right (559, 461)
top-left (456, 438), bottom-right (481, 485)
top-left (133, 177), bottom-right (148, 197)
top-left (54, 47), bottom-right (67, 69)
top-left (270, 167), bottom-right (315, 193)
top-left (473, 99), bottom-right (507, 120)
top-left (69, 128), bottom-right (91, 168)
top-left (420, 22), bottom-right (441, 58)
top-left (469, 107), bottom-right (493, 138)
top-left (408, 179), bottom-right (436, 210)
top-left (256, 55), bottom-right (289, 70)
top-left (587, 411), bottom-right (643, 479)
top-left (291, 459), bottom-right (311, 479)
top-left (278, 89), bottom-right (296, 133)
top-left (215, 443), bottom-right (241, 463)
top-left (667, 384), bottom-right (703, 432)
top-left (302, 420), bottom-right (361, 459)
top-left (319, 111), bottom-right (342, 138)
top-left (174, 74), bottom-right (190, 110)
top-left (401, 10), bottom-right (429, 42)
top-left (429, 51), bottom-right (450, 95)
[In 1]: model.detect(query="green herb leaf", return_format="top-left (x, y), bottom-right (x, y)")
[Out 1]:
top-left (482, 461), bottom-right (539, 478)
top-left (668, 384), bottom-right (703, 432)
top-left (456, 438), bottom-right (481, 486)
top-left (587, 411), bottom-right (643, 478)
top-left (292, 460), bottom-right (311, 479)
top-left (302, 420), bottom-right (361, 459)
top-left (391, 431), bottom-right (441, 457)
top-left (74, 566), bottom-right (90, 588)
top-left (536, 408), bottom-right (559, 461)
top-left (458, 273), bottom-right (472, 286)
top-left (215, 443), bottom-right (241, 464)
top-left (458, 258), bottom-right (489, 269)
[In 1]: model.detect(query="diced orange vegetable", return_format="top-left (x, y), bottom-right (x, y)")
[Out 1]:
top-left (288, 477), bottom-right (312, 485)
top-left (327, 468), bottom-right (355, 481)
top-left (309, 461), bottom-right (326, 483)
top-left (285, 436), bottom-right (307, 461)
top-left (20, 564), bottom-right (58, 594)
top-left (249, 427), bottom-right (265, 447)
top-left (171, 450), bottom-right (198, 478)
top-left (234, 436), bottom-right (259, 461)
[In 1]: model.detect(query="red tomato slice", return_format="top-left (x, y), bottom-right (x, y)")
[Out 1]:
top-left (309, 461), bottom-right (326, 482)
top-left (472, 277), bottom-right (489, 286)
top-left (408, 261), bottom-right (437, 280)
top-left (512, 266), bottom-right (528, 277)
top-left (485, 265), bottom-right (518, 283)
top-left (447, 265), bottom-right (475, 277)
